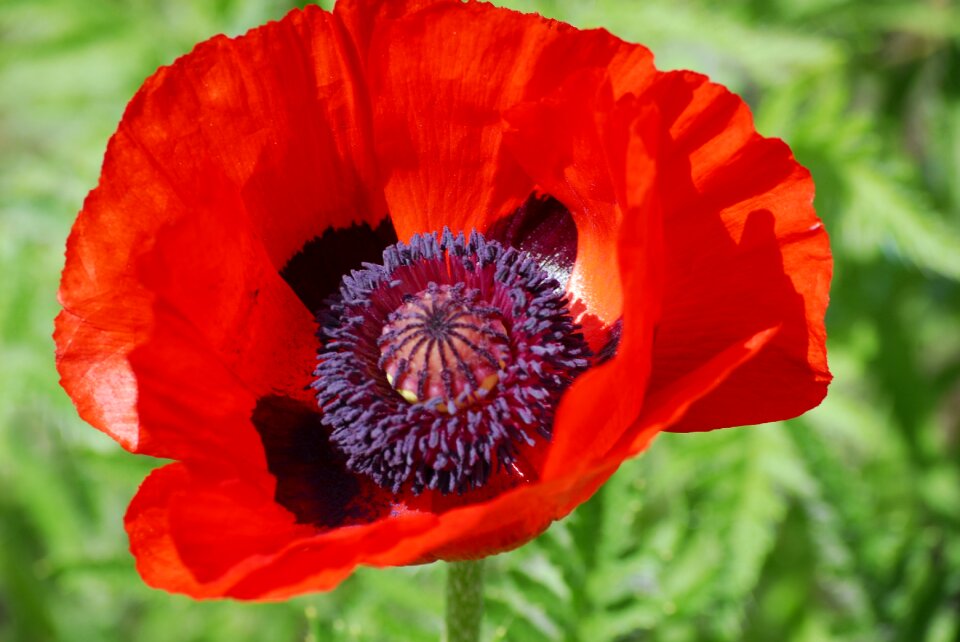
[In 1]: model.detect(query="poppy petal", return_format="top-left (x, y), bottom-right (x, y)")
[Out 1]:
top-left (135, 208), bottom-right (319, 407)
top-left (129, 6), bottom-right (385, 265)
top-left (542, 104), bottom-right (665, 475)
top-left (613, 325), bottom-right (781, 459)
top-left (56, 129), bottom-right (191, 452)
top-left (125, 463), bottom-right (319, 598)
top-left (126, 461), bottom-right (445, 600)
top-left (56, 6), bottom-right (381, 454)
top-left (126, 298), bottom-right (270, 471)
top-left (644, 71), bottom-right (831, 431)
top-left (403, 462), bottom-right (620, 563)
top-left (334, 0), bottom-right (454, 62)
top-left (503, 72), bottom-right (624, 335)
top-left (347, 1), bottom-right (655, 244)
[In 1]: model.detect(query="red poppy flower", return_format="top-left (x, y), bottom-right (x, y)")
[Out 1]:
top-left (55, 0), bottom-right (831, 599)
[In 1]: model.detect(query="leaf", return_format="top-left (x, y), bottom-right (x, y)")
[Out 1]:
top-left (841, 165), bottom-right (960, 281)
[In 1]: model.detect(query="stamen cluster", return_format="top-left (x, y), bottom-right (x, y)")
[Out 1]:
top-left (313, 230), bottom-right (590, 495)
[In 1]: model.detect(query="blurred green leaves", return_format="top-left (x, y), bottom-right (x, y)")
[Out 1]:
top-left (2, 0), bottom-right (959, 640)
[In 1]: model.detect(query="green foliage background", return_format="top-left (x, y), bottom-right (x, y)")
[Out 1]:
top-left (2, 0), bottom-right (959, 640)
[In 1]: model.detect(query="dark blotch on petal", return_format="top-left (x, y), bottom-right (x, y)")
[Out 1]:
top-left (252, 395), bottom-right (389, 528)
top-left (281, 218), bottom-right (398, 313)
top-left (486, 193), bottom-right (578, 287)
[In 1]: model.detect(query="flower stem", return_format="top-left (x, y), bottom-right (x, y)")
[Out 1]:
top-left (445, 559), bottom-right (485, 642)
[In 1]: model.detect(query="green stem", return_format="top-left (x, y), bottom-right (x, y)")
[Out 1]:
top-left (445, 559), bottom-right (485, 642)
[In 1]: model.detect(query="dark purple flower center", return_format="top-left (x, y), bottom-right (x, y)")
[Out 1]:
top-left (313, 229), bottom-right (590, 495)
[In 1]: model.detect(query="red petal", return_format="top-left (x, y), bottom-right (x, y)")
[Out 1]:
top-left (125, 6), bottom-right (385, 265)
top-left (612, 326), bottom-right (781, 458)
top-left (57, 6), bottom-right (379, 454)
top-left (134, 205), bottom-right (318, 405)
top-left (643, 71), bottom-right (831, 431)
top-left (126, 462), bottom-right (443, 599)
top-left (54, 317), bottom-right (140, 450)
top-left (126, 299), bottom-right (270, 470)
top-left (504, 73), bottom-right (624, 334)
top-left (56, 128), bottom-right (184, 452)
top-left (345, 1), bottom-right (655, 244)
top-left (334, 0), bottom-right (455, 62)
top-left (126, 463), bottom-right (317, 598)
top-left (544, 103), bottom-right (664, 476)
top-left (125, 458), bottom-right (613, 598)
